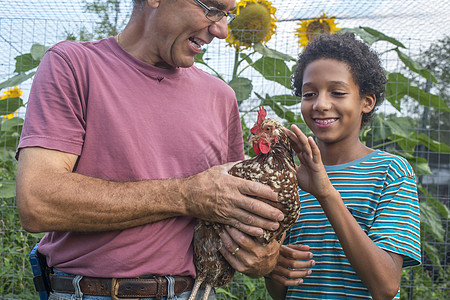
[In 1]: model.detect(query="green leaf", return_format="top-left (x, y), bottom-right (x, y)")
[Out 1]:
top-left (390, 135), bottom-right (417, 153)
top-left (422, 242), bottom-right (442, 270)
top-left (228, 77), bottom-right (252, 104)
top-left (0, 97), bottom-right (24, 115)
top-left (265, 94), bottom-right (300, 106)
top-left (418, 185), bottom-right (449, 218)
top-left (360, 27), bottom-right (406, 48)
top-left (1, 117), bottom-right (24, 133)
top-left (252, 56), bottom-right (293, 89)
top-left (406, 84), bottom-right (448, 111)
top-left (239, 52), bottom-right (253, 65)
top-left (0, 72), bottom-right (35, 90)
top-left (14, 53), bottom-right (41, 73)
top-left (407, 156), bottom-right (432, 176)
top-left (417, 133), bottom-right (450, 153)
top-left (30, 44), bottom-right (49, 61)
top-left (385, 73), bottom-right (407, 111)
top-left (386, 72), bottom-right (448, 111)
top-left (369, 115), bottom-right (391, 141)
top-left (394, 48), bottom-right (438, 83)
top-left (340, 27), bottom-right (379, 45)
top-left (215, 288), bottom-right (238, 299)
top-left (385, 119), bottom-right (409, 138)
top-left (0, 135), bottom-right (20, 149)
top-left (0, 181), bottom-right (16, 198)
top-left (420, 201), bottom-right (445, 242)
top-left (256, 93), bottom-right (303, 123)
top-left (253, 43), bottom-right (296, 61)
top-left (194, 49), bottom-right (207, 64)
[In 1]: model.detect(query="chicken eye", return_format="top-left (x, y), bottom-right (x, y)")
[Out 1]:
top-left (265, 126), bottom-right (272, 132)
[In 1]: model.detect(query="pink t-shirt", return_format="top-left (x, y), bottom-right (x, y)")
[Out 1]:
top-left (18, 37), bottom-right (244, 278)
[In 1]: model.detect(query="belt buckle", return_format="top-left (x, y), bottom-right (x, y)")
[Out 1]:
top-left (111, 278), bottom-right (120, 300)
top-left (110, 278), bottom-right (138, 300)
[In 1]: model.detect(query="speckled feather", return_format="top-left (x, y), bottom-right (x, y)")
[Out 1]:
top-left (188, 115), bottom-right (300, 300)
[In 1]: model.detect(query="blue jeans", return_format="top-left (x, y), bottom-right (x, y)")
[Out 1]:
top-left (48, 269), bottom-right (216, 300)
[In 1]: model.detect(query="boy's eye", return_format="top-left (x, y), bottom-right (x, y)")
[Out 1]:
top-left (332, 91), bottom-right (347, 96)
top-left (302, 92), bottom-right (315, 98)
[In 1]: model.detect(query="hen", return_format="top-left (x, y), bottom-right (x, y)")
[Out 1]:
top-left (188, 106), bottom-right (300, 300)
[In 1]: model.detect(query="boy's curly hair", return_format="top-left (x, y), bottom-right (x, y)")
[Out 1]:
top-left (291, 32), bottom-right (387, 128)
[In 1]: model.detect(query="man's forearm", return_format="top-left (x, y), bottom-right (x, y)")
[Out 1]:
top-left (17, 169), bottom-right (189, 233)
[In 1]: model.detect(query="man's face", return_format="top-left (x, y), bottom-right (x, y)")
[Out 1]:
top-left (149, 0), bottom-right (236, 69)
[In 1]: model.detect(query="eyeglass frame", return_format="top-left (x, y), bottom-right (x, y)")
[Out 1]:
top-left (193, 0), bottom-right (236, 24)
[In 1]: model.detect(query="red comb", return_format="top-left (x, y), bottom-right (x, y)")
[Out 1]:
top-left (257, 106), bottom-right (267, 124)
top-left (250, 106), bottom-right (267, 134)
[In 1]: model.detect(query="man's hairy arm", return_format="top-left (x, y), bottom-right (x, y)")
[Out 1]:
top-left (16, 147), bottom-right (283, 234)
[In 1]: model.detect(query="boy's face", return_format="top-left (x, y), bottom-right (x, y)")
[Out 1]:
top-left (300, 58), bottom-right (375, 146)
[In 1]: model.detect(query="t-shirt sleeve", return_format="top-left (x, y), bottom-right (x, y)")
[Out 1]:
top-left (368, 159), bottom-right (421, 267)
top-left (17, 44), bottom-right (86, 158)
top-left (226, 100), bottom-right (245, 162)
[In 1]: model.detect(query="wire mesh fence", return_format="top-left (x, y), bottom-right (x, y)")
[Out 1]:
top-left (0, 0), bottom-right (448, 299)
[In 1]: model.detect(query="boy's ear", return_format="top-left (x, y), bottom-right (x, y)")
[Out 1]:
top-left (148, 0), bottom-right (160, 8)
top-left (362, 94), bottom-right (377, 113)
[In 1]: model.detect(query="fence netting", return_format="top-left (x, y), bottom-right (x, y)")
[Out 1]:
top-left (0, 0), bottom-right (448, 299)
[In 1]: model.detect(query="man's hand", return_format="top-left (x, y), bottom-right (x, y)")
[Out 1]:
top-left (218, 225), bottom-right (280, 277)
top-left (184, 162), bottom-right (284, 237)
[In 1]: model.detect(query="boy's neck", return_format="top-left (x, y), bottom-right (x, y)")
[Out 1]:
top-left (318, 141), bottom-right (374, 166)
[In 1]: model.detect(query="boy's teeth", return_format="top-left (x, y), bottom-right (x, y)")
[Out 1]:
top-left (316, 118), bottom-right (337, 124)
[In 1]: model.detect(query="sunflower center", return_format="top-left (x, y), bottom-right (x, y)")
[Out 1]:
top-left (306, 20), bottom-right (331, 42)
top-left (229, 3), bottom-right (272, 46)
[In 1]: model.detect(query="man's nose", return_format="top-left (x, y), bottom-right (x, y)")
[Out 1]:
top-left (208, 18), bottom-right (229, 40)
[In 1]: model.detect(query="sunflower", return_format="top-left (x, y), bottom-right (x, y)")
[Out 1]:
top-left (295, 12), bottom-right (340, 49)
top-left (1, 86), bottom-right (22, 119)
top-left (1, 86), bottom-right (22, 99)
top-left (227, 0), bottom-right (277, 50)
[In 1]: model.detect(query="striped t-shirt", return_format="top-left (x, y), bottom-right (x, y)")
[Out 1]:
top-left (285, 150), bottom-right (421, 299)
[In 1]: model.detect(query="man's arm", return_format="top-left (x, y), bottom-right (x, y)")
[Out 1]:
top-left (16, 147), bottom-right (284, 235)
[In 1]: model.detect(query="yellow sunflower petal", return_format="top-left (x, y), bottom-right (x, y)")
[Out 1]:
top-left (1, 86), bottom-right (23, 99)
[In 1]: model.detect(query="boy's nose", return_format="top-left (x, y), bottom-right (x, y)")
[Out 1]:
top-left (313, 94), bottom-right (331, 111)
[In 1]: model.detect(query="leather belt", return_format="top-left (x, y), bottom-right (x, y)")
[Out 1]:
top-left (49, 274), bottom-right (194, 300)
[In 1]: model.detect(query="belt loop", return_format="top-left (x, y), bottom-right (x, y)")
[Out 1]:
top-left (165, 276), bottom-right (175, 300)
top-left (72, 275), bottom-right (83, 300)
top-left (154, 276), bottom-right (165, 300)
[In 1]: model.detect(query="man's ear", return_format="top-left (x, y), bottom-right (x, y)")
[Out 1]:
top-left (362, 94), bottom-right (376, 114)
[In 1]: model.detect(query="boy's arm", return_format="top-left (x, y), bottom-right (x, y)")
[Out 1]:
top-left (317, 188), bottom-right (404, 300)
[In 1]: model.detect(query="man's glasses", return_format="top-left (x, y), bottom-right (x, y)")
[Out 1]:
top-left (193, 0), bottom-right (236, 24)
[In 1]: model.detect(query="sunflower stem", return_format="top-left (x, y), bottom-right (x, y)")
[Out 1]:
top-left (232, 48), bottom-right (240, 80)
top-left (236, 51), bottom-right (256, 77)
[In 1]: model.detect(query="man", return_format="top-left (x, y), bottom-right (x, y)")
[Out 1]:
top-left (16, 0), bottom-right (284, 299)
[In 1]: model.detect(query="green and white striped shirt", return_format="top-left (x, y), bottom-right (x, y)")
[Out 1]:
top-left (285, 150), bottom-right (421, 299)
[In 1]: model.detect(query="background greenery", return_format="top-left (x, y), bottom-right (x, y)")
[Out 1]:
top-left (0, 0), bottom-right (449, 299)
